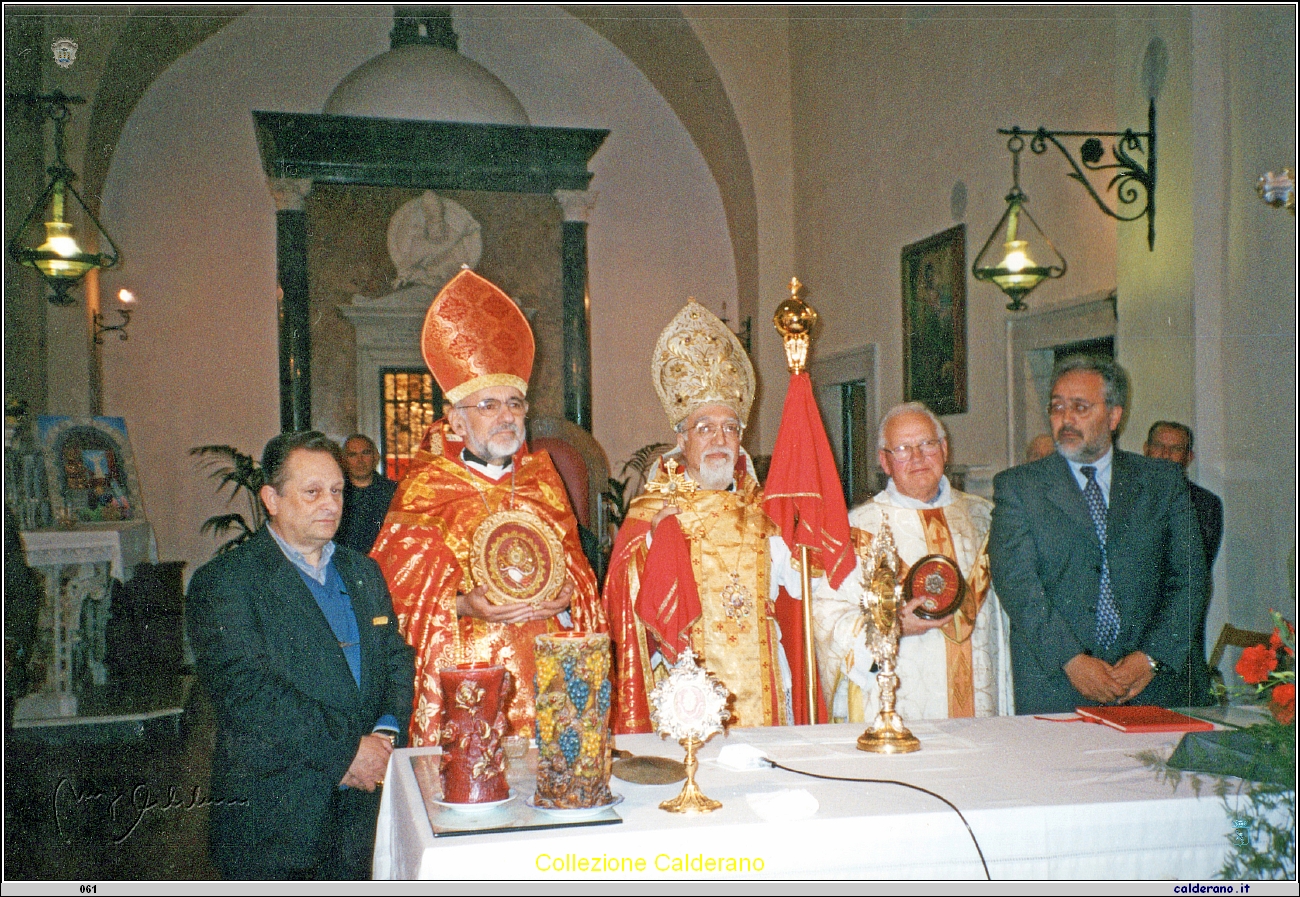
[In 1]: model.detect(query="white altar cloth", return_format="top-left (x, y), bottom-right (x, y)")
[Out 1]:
top-left (374, 716), bottom-right (1247, 880)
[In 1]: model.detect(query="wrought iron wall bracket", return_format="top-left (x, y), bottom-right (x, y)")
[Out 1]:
top-left (93, 308), bottom-right (132, 344)
top-left (998, 100), bottom-right (1156, 250)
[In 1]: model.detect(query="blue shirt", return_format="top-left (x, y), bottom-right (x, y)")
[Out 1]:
top-left (267, 526), bottom-right (399, 736)
top-left (1065, 446), bottom-right (1113, 505)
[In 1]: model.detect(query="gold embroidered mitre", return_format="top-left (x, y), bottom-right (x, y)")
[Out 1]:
top-left (652, 299), bottom-right (756, 428)
top-left (422, 268), bottom-right (535, 404)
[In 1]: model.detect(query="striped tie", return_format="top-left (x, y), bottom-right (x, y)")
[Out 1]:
top-left (1081, 465), bottom-right (1120, 649)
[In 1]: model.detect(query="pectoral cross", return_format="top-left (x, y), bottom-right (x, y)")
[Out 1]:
top-left (645, 456), bottom-right (698, 508)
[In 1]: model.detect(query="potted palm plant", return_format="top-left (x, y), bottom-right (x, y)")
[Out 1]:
top-left (190, 445), bottom-right (265, 555)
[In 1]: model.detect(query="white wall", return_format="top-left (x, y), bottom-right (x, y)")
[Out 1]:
top-left (783, 7), bottom-right (1120, 469)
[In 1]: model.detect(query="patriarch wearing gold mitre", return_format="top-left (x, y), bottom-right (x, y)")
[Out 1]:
top-left (604, 300), bottom-right (815, 733)
top-left (371, 268), bottom-right (605, 745)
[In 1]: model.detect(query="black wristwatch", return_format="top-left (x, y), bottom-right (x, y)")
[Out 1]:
top-left (1145, 654), bottom-right (1169, 674)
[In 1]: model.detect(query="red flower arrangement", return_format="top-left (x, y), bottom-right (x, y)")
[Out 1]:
top-left (1237, 643), bottom-right (1279, 685)
top-left (1270, 683), bottom-right (1296, 726)
top-left (1233, 611), bottom-right (1296, 726)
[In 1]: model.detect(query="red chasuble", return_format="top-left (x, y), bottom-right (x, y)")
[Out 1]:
top-left (371, 421), bottom-right (605, 746)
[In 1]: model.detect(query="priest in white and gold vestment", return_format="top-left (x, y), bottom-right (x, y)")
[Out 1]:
top-left (814, 402), bottom-right (1013, 721)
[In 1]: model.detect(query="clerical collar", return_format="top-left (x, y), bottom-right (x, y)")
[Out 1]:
top-left (884, 475), bottom-right (951, 509)
top-left (461, 447), bottom-right (513, 481)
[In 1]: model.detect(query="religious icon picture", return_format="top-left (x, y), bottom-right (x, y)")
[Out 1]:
top-left (901, 224), bottom-right (968, 415)
top-left (37, 416), bottom-right (145, 524)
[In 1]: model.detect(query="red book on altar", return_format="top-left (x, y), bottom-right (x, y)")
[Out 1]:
top-left (1076, 705), bottom-right (1215, 733)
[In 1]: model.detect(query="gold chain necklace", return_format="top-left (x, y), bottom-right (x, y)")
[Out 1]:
top-left (685, 491), bottom-right (755, 624)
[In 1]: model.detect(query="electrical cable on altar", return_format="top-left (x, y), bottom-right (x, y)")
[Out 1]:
top-left (764, 759), bottom-right (991, 880)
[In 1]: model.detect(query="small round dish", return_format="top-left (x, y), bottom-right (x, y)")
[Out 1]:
top-left (525, 793), bottom-right (624, 819)
top-left (432, 789), bottom-right (515, 814)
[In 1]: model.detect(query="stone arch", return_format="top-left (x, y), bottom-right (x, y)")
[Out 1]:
top-left (81, 10), bottom-right (241, 214)
top-left (80, 7), bottom-right (758, 320)
top-left (562, 6), bottom-right (759, 324)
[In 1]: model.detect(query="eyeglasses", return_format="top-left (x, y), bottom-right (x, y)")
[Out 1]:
top-left (881, 439), bottom-right (944, 459)
top-left (1047, 399), bottom-right (1102, 417)
top-left (685, 420), bottom-right (744, 440)
top-left (455, 397), bottom-right (528, 416)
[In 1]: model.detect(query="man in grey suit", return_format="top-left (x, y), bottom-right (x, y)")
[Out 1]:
top-left (988, 356), bottom-right (1207, 714)
top-left (188, 432), bottom-right (415, 879)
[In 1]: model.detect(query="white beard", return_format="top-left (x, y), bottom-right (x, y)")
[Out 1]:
top-left (694, 452), bottom-right (736, 490)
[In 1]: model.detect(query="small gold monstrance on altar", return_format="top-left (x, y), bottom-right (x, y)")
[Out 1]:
top-left (649, 648), bottom-right (730, 813)
top-left (855, 521), bottom-right (921, 754)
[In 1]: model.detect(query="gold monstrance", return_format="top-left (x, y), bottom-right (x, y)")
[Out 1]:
top-left (855, 521), bottom-right (921, 753)
top-left (649, 648), bottom-right (730, 813)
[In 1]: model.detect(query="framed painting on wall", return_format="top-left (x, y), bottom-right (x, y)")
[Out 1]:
top-left (902, 224), bottom-right (967, 415)
top-left (37, 416), bottom-right (145, 524)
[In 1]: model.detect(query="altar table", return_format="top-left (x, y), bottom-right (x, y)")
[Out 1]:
top-left (373, 716), bottom-right (1248, 880)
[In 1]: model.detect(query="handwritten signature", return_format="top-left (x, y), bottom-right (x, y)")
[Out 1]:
top-left (53, 778), bottom-right (248, 845)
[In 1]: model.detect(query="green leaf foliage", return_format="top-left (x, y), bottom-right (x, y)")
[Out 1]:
top-left (190, 444), bottom-right (266, 555)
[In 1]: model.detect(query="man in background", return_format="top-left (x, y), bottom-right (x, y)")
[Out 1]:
top-left (1025, 433), bottom-right (1056, 463)
top-left (1144, 421), bottom-right (1223, 567)
top-left (1144, 420), bottom-right (1223, 702)
top-left (336, 434), bottom-right (398, 555)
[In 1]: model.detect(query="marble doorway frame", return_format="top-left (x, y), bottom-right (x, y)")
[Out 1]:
top-left (1005, 289), bottom-right (1118, 468)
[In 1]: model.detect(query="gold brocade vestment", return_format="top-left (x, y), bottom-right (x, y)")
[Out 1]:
top-left (605, 466), bottom-right (787, 733)
top-left (371, 422), bottom-right (604, 746)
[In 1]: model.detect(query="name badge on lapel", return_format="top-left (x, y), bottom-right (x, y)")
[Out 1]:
top-left (372, 616), bottom-right (389, 626)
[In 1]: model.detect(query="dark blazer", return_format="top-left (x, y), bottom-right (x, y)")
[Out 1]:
top-left (988, 450), bottom-right (1208, 714)
top-left (1189, 480), bottom-right (1224, 568)
top-left (187, 526), bottom-right (414, 877)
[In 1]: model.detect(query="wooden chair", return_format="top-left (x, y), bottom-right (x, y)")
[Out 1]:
top-left (526, 416), bottom-right (612, 582)
top-left (1207, 623), bottom-right (1273, 703)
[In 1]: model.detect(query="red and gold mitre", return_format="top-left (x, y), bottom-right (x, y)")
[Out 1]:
top-left (652, 299), bottom-right (756, 428)
top-left (422, 268), bottom-right (535, 404)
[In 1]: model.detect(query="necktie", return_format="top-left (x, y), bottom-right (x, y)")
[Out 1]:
top-left (1081, 465), bottom-right (1120, 649)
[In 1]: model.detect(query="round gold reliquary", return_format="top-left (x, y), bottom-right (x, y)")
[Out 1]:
top-left (470, 508), bottom-right (566, 605)
top-left (903, 554), bottom-right (966, 621)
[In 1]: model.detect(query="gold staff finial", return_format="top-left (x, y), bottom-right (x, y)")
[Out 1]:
top-left (773, 276), bottom-right (818, 374)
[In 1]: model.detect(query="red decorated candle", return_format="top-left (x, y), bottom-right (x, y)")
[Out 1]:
top-left (438, 662), bottom-right (513, 803)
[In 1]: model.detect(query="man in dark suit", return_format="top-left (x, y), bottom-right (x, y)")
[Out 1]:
top-left (988, 356), bottom-right (1208, 714)
top-left (336, 434), bottom-right (398, 555)
top-left (1143, 421), bottom-right (1224, 567)
top-left (188, 432), bottom-right (415, 879)
top-left (1143, 420), bottom-right (1223, 704)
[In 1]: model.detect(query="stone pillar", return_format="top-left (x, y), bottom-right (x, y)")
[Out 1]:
top-left (555, 189), bottom-right (597, 431)
top-left (270, 178), bottom-right (313, 432)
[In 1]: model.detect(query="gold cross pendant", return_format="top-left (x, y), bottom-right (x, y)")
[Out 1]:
top-left (645, 456), bottom-right (698, 508)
